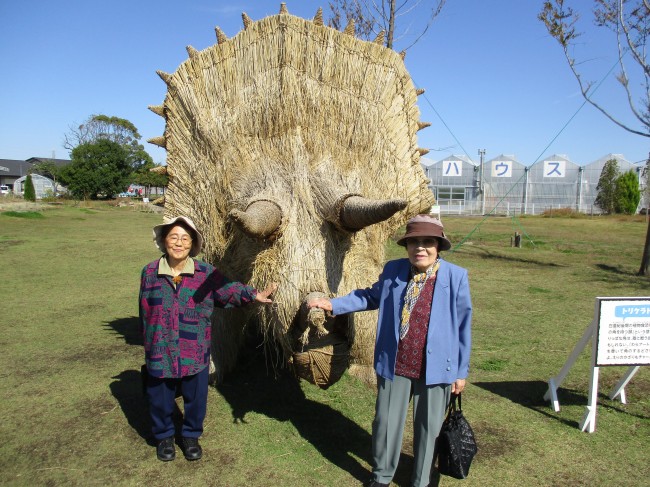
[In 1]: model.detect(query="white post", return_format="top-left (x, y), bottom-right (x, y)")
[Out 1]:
top-left (609, 366), bottom-right (640, 404)
top-left (544, 320), bottom-right (596, 412)
top-left (579, 312), bottom-right (601, 433)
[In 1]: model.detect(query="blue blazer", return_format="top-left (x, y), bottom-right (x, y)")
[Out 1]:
top-left (331, 258), bottom-right (472, 385)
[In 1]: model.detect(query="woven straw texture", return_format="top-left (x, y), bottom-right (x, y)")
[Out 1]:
top-left (150, 7), bottom-right (435, 385)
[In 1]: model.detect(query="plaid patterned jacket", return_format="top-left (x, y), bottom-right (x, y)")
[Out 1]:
top-left (139, 259), bottom-right (257, 378)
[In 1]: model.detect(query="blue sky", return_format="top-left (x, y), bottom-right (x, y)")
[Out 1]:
top-left (1, 0), bottom-right (648, 166)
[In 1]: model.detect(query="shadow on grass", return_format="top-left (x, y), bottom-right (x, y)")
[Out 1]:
top-left (216, 347), bottom-right (378, 485)
top-left (106, 316), bottom-right (186, 446)
top-left (462, 247), bottom-right (564, 268)
top-left (109, 369), bottom-right (185, 446)
top-left (474, 380), bottom-right (650, 427)
top-left (473, 380), bottom-right (582, 428)
top-left (104, 316), bottom-right (143, 346)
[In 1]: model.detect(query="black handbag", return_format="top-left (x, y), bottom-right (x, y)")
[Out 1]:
top-left (435, 393), bottom-right (478, 480)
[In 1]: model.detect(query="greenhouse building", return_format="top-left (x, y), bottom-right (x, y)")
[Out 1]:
top-left (421, 153), bottom-right (645, 216)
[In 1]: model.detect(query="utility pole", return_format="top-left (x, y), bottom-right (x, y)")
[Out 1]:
top-left (478, 149), bottom-right (486, 215)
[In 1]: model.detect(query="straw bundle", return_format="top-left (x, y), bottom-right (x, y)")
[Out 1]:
top-left (148, 4), bottom-right (435, 386)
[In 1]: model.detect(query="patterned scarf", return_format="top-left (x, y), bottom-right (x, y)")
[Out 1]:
top-left (399, 259), bottom-right (440, 340)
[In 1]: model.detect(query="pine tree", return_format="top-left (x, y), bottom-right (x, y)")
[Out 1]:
top-left (24, 174), bottom-right (36, 201)
top-left (594, 159), bottom-right (619, 214)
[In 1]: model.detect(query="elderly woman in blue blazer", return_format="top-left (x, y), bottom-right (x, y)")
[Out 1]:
top-left (308, 214), bottom-right (472, 487)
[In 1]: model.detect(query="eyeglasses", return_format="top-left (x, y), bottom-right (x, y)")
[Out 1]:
top-left (406, 238), bottom-right (438, 248)
top-left (166, 234), bottom-right (193, 245)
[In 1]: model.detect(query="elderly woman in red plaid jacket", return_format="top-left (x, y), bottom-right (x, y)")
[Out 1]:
top-left (139, 216), bottom-right (277, 462)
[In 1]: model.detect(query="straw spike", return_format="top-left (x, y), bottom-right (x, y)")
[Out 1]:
top-left (156, 70), bottom-right (172, 85)
top-left (313, 7), bottom-right (323, 25)
top-left (343, 18), bottom-right (355, 36)
top-left (373, 30), bottom-right (385, 45)
top-left (417, 121), bottom-right (431, 131)
top-left (399, 50), bottom-right (406, 60)
top-left (417, 148), bottom-right (430, 157)
top-left (279, 3), bottom-right (288, 14)
top-left (242, 12), bottom-right (252, 29)
top-left (150, 165), bottom-right (168, 175)
top-left (186, 45), bottom-right (199, 59)
top-left (148, 136), bottom-right (167, 148)
top-left (151, 196), bottom-right (165, 206)
top-left (148, 104), bottom-right (165, 117)
top-left (215, 26), bottom-right (227, 44)
top-left (416, 88), bottom-right (425, 96)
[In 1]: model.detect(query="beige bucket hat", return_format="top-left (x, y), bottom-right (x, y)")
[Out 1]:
top-left (152, 216), bottom-right (204, 257)
top-left (396, 214), bottom-right (452, 251)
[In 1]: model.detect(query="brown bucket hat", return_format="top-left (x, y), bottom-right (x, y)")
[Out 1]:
top-left (396, 214), bottom-right (452, 251)
top-left (152, 216), bottom-right (204, 257)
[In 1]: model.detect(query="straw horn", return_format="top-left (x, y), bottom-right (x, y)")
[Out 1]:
top-left (148, 136), bottom-right (167, 148)
top-left (279, 3), bottom-right (288, 14)
top-left (215, 26), bottom-right (227, 44)
top-left (148, 104), bottom-right (165, 117)
top-left (313, 7), bottom-right (323, 25)
top-left (156, 70), bottom-right (172, 85)
top-left (373, 31), bottom-right (385, 45)
top-left (149, 165), bottom-right (167, 175)
top-left (186, 45), bottom-right (199, 59)
top-left (242, 12), bottom-right (252, 29)
top-left (343, 19), bottom-right (355, 36)
top-left (229, 200), bottom-right (283, 239)
top-left (339, 196), bottom-right (407, 231)
top-left (416, 88), bottom-right (425, 96)
top-left (417, 121), bottom-right (431, 131)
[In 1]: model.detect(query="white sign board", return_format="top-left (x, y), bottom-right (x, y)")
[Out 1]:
top-left (596, 298), bottom-right (650, 366)
top-left (544, 296), bottom-right (649, 432)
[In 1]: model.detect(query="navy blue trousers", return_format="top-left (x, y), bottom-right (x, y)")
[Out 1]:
top-left (146, 367), bottom-right (209, 440)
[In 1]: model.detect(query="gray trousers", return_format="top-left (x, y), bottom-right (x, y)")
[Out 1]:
top-left (372, 375), bottom-right (451, 487)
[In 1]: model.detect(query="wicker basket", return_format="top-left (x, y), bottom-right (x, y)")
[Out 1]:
top-left (293, 332), bottom-right (350, 389)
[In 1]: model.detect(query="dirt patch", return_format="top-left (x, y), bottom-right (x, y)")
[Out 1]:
top-left (471, 421), bottom-right (520, 460)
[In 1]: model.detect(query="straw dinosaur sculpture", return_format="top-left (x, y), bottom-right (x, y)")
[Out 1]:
top-left (148, 3), bottom-right (435, 387)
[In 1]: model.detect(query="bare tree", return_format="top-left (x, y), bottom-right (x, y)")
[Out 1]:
top-left (328, 0), bottom-right (446, 51)
top-left (539, 0), bottom-right (650, 275)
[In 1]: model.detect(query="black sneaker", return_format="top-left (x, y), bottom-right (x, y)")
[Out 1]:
top-left (180, 437), bottom-right (203, 461)
top-left (156, 436), bottom-right (175, 462)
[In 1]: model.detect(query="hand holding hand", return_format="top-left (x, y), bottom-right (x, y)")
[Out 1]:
top-left (306, 297), bottom-right (333, 312)
top-left (255, 283), bottom-right (278, 304)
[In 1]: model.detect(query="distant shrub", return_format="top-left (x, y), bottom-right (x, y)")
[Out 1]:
top-left (1, 211), bottom-right (44, 219)
top-left (540, 207), bottom-right (585, 218)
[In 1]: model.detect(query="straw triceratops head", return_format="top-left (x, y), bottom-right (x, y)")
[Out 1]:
top-left (148, 4), bottom-right (435, 386)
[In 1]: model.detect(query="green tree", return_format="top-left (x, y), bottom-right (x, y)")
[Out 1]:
top-left (64, 114), bottom-right (153, 172)
top-left (60, 140), bottom-right (130, 200)
top-left (131, 161), bottom-right (168, 197)
top-left (614, 170), bottom-right (641, 214)
top-left (23, 174), bottom-right (36, 201)
top-left (595, 158), bottom-right (619, 214)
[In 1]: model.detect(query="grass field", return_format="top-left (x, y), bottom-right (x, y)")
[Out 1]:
top-left (0, 203), bottom-right (648, 486)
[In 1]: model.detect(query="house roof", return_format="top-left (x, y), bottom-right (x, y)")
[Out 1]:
top-left (25, 157), bottom-right (71, 167)
top-left (0, 159), bottom-right (32, 177)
